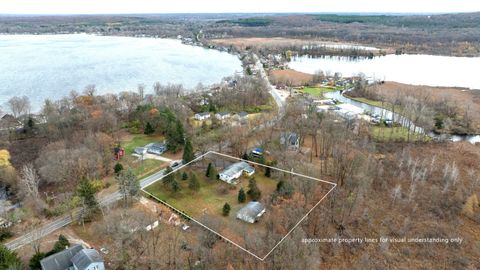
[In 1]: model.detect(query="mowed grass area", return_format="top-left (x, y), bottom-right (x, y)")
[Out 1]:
top-left (370, 126), bottom-right (429, 142)
top-left (118, 134), bottom-right (167, 178)
top-left (145, 167), bottom-right (277, 219)
top-left (122, 134), bottom-right (165, 155)
top-left (302, 86), bottom-right (338, 97)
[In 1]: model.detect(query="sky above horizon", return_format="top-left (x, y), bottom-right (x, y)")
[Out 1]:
top-left (1, 0), bottom-right (480, 14)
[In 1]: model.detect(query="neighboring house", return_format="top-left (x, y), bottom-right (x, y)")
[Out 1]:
top-left (237, 111), bottom-right (249, 120)
top-left (236, 201), bottom-right (266, 223)
top-left (194, 112), bottom-right (211, 121)
top-left (145, 142), bottom-right (167, 155)
top-left (0, 114), bottom-right (20, 130)
top-left (280, 132), bottom-right (300, 150)
top-left (40, 245), bottom-right (105, 270)
top-left (215, 112), bottom-right (231, 120)
top-left (219, 161), bottom-right (255, 184)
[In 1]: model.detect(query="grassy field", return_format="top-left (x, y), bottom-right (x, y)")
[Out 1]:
top-left (145, 167), bottom-right (277, 219)
top-left (122, 134), bottom-right (165, 155)
top-left (370, 126), bottom-right (428, 142)
top-left (302, 86), bottom-right (338, 97)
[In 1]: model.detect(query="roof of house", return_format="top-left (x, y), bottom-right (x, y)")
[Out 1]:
top-left (40, 245), bottom-right (83, 270)
top-left (195, 112), bottom-right (210, 117)
top-left (237, 202), bottom-right (265, 220)
top-left (216, 112), bottom-right (230, 116)
top-left (146, 142), bottom-right (167, 150)
top-left (238, 111), bottom-right (248, 117)
top-left (71, 249), bottom-right (104, 270)
top-left (220, 161), bottom-right (254, 179)
top-left (281, 132), bottom-right (300, 145)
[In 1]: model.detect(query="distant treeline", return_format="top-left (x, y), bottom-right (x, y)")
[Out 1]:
top-left (216, 18), bottom-right (273, 27)
top-left (314, 13), bottom-right (480, 29)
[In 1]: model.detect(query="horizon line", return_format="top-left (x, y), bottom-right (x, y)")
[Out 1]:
top-left (0, 11), bottom-right (478, 17)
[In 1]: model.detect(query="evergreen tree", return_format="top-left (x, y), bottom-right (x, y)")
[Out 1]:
top-left (208, 165), bottom-right (217, 181)
top-left (77, 178), bottom-right (98, 219)
top-left (0, 244), bottom-right (23, 269)
top-left (188, 173), bottom-right (200, 191)
top-left (206, 163), bottom-right (213, 177)
top-left (222, 203), bottom-right (231, 216)
top-left (265, 166), bottom-right (271, 178)
top-left (182, 138), bottom-right (194, 163)
top-left (114, 162), bottom-right (123, 175)
top-left (144, 121), bottom-right (155, 135)
top-left (242, 152), bottom-right (249, 160)
top-left (51, 235), bottom-right (70, 253)
top-left (182, 171), bottom-right (188, 181)
top-left (238, 188), bottom-right (246, 203)
top-left (247, 178), bottom-right (261, 201)
top-left (171, 180), bottom-right (180, 193)
top-left (29, 252), bottom-right (45, 270)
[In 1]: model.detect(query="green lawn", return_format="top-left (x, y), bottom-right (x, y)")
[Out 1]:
top-left (145, 167), bottom-right (277, 219)
top-left (132, 159), bottom-right (165, 178)
top-left (370, 126), bottom-right (429, 142)
top-left (122, 134), bottom-right (165, 155)
top-left (302, 86), bottom-right (338, 97)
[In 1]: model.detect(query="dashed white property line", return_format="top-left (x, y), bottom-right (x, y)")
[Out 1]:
top-left (142, 151), bottom-right (337, 261)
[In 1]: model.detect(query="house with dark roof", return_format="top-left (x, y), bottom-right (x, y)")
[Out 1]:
top-left (40, 244), bottom-right (105, 270)
top-left (219, 161), bottom-right (255, 184)
top-left (145, 142), bottom-right (167, 155)
top-left (236, 201), bottom-right (266, 223)
top-left (236, 111), bottom-right (249, 120)
top-left (71, 249), bottom-right (105, 270)
top-left (280, 132), bottom-right (300, 151)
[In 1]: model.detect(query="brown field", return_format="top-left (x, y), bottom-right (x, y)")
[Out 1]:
top-left (210, 37), bottom-right (393, 53)
top-left (269, 69), bottom-right (313, 86)
top-left (370, 81), bottom-right (480, 132)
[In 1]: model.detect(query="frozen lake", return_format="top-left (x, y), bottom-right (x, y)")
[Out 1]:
top-left (0, 34), bottom-right (242, 110)
top-left (289, 54), bottom-right (480, 90)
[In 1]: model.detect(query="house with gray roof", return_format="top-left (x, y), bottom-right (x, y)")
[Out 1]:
top-left (194, 112), bottom-right (211, 121)
top-left (280, 132), bottom-right (300, 151)
top-left (40, 244), bottom-right (104, 270)
top-left (71, 249), bottom-right (105, 270)
top-left (219, 161), bottom-right (255, 184)
top-left (236, 201), bottom-right (266, 223)
top-left (215, 111), bottom-right (231, 120)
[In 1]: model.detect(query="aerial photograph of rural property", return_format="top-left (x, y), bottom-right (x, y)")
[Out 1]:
top-left (0, 0), bottom-right (479, 269)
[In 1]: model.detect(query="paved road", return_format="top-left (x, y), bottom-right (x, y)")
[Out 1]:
top-left (5, 169), bottom-right (166, 250)
top-left (6, 54), bottom-right (285, 251)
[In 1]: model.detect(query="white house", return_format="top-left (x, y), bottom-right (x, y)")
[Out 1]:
top-left (236, 111), bottom-right (249, 120)
top-left (195, 112), bottom-right (211, 121)
top-left (215, 112), bottom-right (231, 120)
top-left (236, 202), bottom-right (266, 223)
top-left (219, 161), bottom-right (255, 184)
top-left (40, 245), bottom-right (105, 270)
